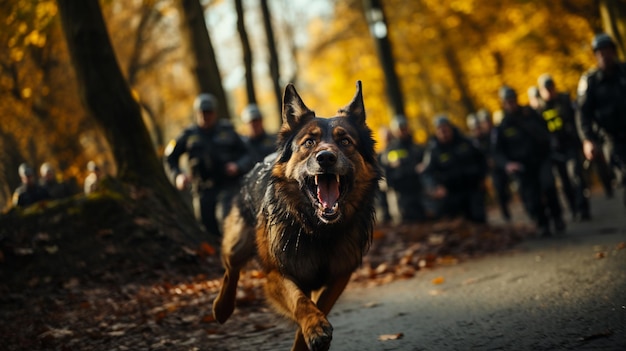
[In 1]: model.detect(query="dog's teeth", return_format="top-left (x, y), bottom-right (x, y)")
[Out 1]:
top-left (315, 175), bottom-right (319, 186)
top-left (336, 174), bottom-right (340, 184)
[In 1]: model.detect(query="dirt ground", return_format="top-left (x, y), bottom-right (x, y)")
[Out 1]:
top-left (0, 190), bottom-right (535, 351)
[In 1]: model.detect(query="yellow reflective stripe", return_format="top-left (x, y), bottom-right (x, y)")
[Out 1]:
top-left (542, 109), bottom-right (564, 132)
top-left (387, 149), bottom-right (409, 163)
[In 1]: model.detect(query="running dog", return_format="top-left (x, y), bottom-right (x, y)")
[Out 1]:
top-left (213, 81), bottom-right (381, 351)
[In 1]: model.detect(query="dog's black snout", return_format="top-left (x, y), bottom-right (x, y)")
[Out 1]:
top-left (316, 150), bottom-right (337, 168)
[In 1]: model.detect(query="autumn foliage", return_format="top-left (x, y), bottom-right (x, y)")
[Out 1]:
top-left (0, 0), bottom-right (611, 206)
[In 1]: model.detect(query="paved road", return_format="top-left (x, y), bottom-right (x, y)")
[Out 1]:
top-left (320, 194), bottom-right (626, 351)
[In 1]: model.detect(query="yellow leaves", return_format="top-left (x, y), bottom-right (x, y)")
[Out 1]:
top-left (450, 0), bottom-right (474, 14)
top-left (25, 30), bottom-right (47, 47)
top-left (35, 1), bottom-right (58, 20)
top-left (10, 48), bottom-right (24, 62)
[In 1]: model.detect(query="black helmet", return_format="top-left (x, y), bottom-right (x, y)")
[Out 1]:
top-left (592, 33), bottom-right (616, 51)
top-left (391, 115), bottom-right (408, 130)
top-left (498, 86), bottom-right (517, 101)
top-left (434, 113), bottom-right (451, 127)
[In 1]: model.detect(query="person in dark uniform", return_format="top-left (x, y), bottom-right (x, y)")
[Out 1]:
top-left (537, 74), bottom-right (591, 220)
top-left (467, 110), bottom-right (512, 221)
top-left (164, 93), bottom-right (255, 238)
top-left (492, 86), bottom-right (565, 236)
top-left (240, 104), bottom-right (277, 163)
top-left (12, 163), bottom-right (50, 207)
top-left (422, 116), bottom-right (488, 223)
top-left (379, 115), bottom-right (425, 223)
top-left (39, 162), bottom-right (73, 199)
top-left (577, 33), bottom-right (626, 207)
top-left (527, 86), bottom-right (541, 111)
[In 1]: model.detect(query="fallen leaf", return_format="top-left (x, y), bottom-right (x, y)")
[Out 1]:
top-left (431, 276), bottom-right (445, 285)
top-left (202, 314), bottom-right (216, 323)
top-left (595, 252), bottom-right (605, 259)
top-left (199, 242), bottom-right (216, 256)
top-left (39, 327), bottom-right (74, 339)
top-left (378, 333), bottom-right (403, 341)
top-left (363, 301), bottom-right (379, 308)
top-left (616, 242), bottom-right (625, 250)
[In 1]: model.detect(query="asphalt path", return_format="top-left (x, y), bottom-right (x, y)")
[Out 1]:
top-left (321, 193), bottom-right (626, 351)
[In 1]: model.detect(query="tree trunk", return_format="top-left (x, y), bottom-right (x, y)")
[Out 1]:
top-left (235, 0), bottom-right (257, 105)
top-left (600, 0), bottom-right (626, 59)
top-left (363, 0), bottom-right (406, 118)
top-left (178, 0), bottom-right (231, 120)
top-left (56, 0), bottom-right (204, 244)
top-left (260, 0), bottom-right (283, 123)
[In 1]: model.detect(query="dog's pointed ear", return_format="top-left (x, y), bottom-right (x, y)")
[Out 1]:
top-left (341, 80), bottom-right (366, 126)
top-left (281, 83), bottom-right (315, 133)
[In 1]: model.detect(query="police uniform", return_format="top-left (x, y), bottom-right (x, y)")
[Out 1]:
top-left (165, 119), bottom-right (255, 237)
top-left (380, 136), bottom-right (425, 222)
top-left (577, 62), bottom-right (626, 204)
top-left (469, 121), bottom-right (512, 221)
top-left (493, 105), bottom-right (564, 233)
top-left (12, 164), bottom-right (51, 207)
top-left (244, 132), bottom-right (277, 163)
top-left (421, 127), bottom-right (488, 223)
top-left (539, 92), bottom-right (591, 219)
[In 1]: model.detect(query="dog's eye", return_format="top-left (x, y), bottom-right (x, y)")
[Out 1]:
top-left (341, 138), bottom-right (351, 146)
top-left (304, 139), bottom-right (316, 148)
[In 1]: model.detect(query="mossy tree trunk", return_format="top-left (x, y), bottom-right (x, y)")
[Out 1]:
top-left (56, 0), bottom-right (204, 245)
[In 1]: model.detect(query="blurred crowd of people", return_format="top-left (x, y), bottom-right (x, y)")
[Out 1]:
top-left (379, 33), bottom-right (626, 237)
top-left (10, 33), bottom-right (625, 240)
top-left (10, 160), bottom-right (102, 208)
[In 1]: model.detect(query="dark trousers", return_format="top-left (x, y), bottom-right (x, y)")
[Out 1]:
top-left (491, 168), bottom-right (511, 220)
top-left (435, 187), bottom-right (487, 223)
top-left (515, 159), bottom-right (562, 228)
top-left (193, 187), bottom-right (220, 237)
top-left (552, 149), bottom-right (590, 218)
top-left (393, 188), bottom-right (425, 222)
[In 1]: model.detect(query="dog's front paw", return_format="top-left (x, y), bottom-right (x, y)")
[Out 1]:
top-left (304, 319), bottom-right (333, 351)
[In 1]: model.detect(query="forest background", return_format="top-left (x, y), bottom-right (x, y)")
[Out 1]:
top-left (1, 0), bottom-right (624, 208)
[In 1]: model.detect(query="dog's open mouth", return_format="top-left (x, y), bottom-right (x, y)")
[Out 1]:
top-left (306, 173), bottom-right (342, 222)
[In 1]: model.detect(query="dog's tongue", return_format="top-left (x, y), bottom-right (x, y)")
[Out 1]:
top-left (316, 175), bottom-right (339, 209)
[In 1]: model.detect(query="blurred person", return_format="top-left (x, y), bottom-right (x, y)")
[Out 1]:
top-left (84, 161), bottom-right (102, 195)
top-left (467, 110), bottom-right (512, 221)
top-left (378, 115), bottom-right (425, 223)
top-left (39, 162), bottom-right (73, 199)
top-left (537, 73), bottom-right (591, 220)
top-left (527, 86), bottom-right (541, 111)
top-left (376, 127), bottom-right (393, 224)
top-left (240, 104), bottom-right (277, 163)
top-left (422, 116), bottom-right (488, 223)
top-left (165, 93), bottom-right (255, 238)
top-left (12, 163), bottom-right (50, 207)
top-left (577, 33), bottom-right (626, 207)
top-left (492, 86), bottom-right (565, 236)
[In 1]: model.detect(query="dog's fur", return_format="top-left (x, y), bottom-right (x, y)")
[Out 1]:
top-left (212, 81), bottom-right (381, 351)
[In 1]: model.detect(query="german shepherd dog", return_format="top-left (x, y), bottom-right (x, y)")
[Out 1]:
top-left (212, 81), bottom-right (381, 351)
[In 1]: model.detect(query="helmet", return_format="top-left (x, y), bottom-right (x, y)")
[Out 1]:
top-left (241, 104), bottom-right (262, 123)
top-left (193, 93), bottom-right (217, 112)
top-left (434, 114), bottom-right (451, 127)
top-left (40, 162), bottom-right (53, 176)
top-left (476, 108), bottom-right (491, 123)
top-left (537, 73), bottom-right (555, 89)
top-left (391, 115), bottom-right (408, 130)
top-left (499, 86), bottom-right (517, 101)
top-left (527, 86), bottom-right (539, 98)
top-left (18, 163), bottom-right (34, 177)
top-left (466, 113), bottom-right (478, 129)
top-left (592, 33), bottom-right (616, 51)
top-left (87, 161), bottom-right (99, 172)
